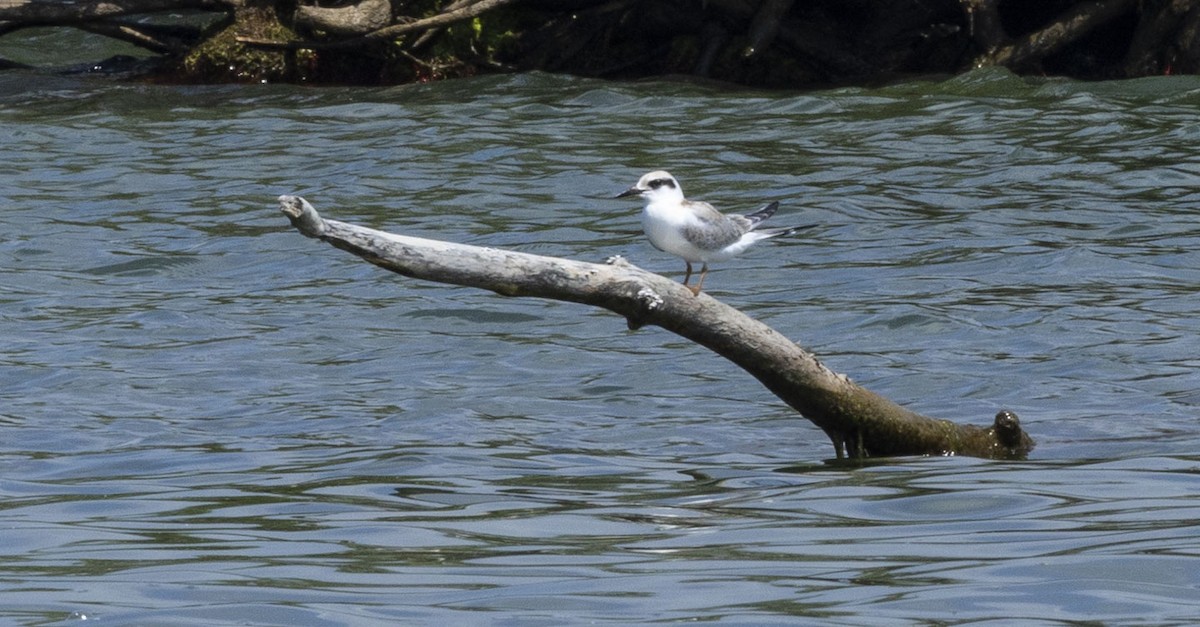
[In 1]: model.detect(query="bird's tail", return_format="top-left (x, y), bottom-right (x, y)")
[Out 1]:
top-left (757, 223), bottom-right (818, 239)
top-left (745, 201), bottom-right (817, 238)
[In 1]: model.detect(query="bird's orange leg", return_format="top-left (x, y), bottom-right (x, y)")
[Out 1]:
top-left (690, 263), bottom-right (709, 295)
top-left (681, 262), bottom-right (694, 288)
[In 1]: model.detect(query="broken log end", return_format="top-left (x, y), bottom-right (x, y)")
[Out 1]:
top-left (278, 194), bottom-right (327, 238)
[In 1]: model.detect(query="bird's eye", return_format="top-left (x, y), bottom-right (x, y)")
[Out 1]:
top-left (649, 178), bottom-right (675, 189)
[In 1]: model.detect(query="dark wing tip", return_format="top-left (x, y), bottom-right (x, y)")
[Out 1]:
top-left (744, 201), bottom-right (779, 226)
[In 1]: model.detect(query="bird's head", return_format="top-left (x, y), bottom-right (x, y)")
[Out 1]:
top-left (615, 170), bottom-right (684, 203)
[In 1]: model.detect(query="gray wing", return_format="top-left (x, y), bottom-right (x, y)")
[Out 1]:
top-left (681, 199), bottom-right (750, 251)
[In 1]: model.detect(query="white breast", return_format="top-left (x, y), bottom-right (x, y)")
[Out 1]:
top-left (642, 201), bottom-right (710, 262)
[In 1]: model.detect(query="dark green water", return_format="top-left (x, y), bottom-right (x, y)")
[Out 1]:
top-left (1, 63), bottom-right (1199, 624)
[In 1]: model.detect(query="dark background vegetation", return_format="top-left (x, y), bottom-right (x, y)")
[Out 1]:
top-left (0, 0), bottom-right (1195, 87)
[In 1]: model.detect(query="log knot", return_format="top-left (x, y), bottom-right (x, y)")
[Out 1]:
top-left (635, 286), bottom-right (663, 311)
top-left (623, 286), bottom-right (664, 330)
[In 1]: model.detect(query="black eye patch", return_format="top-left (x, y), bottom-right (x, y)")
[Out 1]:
top-left (648, 178), bottom-right (676, 190)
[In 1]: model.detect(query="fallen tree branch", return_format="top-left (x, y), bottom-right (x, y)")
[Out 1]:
top-left (354, 0), bottom-right (516, 44)
top-left (411, 0), bottom-right (484, 50)
top-left (973, 0), bottom-right (1138, 69)
top-left (76, 19), bottom-right (197, 54)
top-left (240, 0), bottom-right (518, 50)
top-left (278, 195), bottom-right (1034, 460)
top-left (294, 0), bottom-right (390, 37)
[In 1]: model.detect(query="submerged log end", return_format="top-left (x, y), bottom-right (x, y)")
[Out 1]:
top-left (279, 194), bottom-right (327, 238)
top-left (989, 409), bottom-right (1035, 457)
top-left (832, 408), bottom-right (1034, 460)
top-left (935, 409), bottom-right (1035, 459)
top-left (943, 409), bottom-right (1035, 459)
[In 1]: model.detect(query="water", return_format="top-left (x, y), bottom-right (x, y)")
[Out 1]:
top-left (1, 65), bottom-right (1199, 624)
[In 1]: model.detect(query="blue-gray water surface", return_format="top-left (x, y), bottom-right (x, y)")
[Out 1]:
top-left (1, 63), bottom-right (1199, 625)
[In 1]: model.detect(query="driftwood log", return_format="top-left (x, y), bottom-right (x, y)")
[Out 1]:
top-left (279, 195), bottom-right (1034, 460)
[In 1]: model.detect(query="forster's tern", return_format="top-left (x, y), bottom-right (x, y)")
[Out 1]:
top-left (616, 170), bottom-right (809, 295)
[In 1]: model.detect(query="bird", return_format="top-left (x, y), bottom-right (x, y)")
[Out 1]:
top-left (615, 170), bottom-right (809, 295)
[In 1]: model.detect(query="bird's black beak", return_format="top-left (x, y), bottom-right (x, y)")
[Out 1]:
top-left (614, 186), bottom-right (642, 199)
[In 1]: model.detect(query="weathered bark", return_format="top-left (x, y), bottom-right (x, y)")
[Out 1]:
top-left (278, 194), bottom-right (1034, 460)
top-left (293, 0), bottom-right (390, 37)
